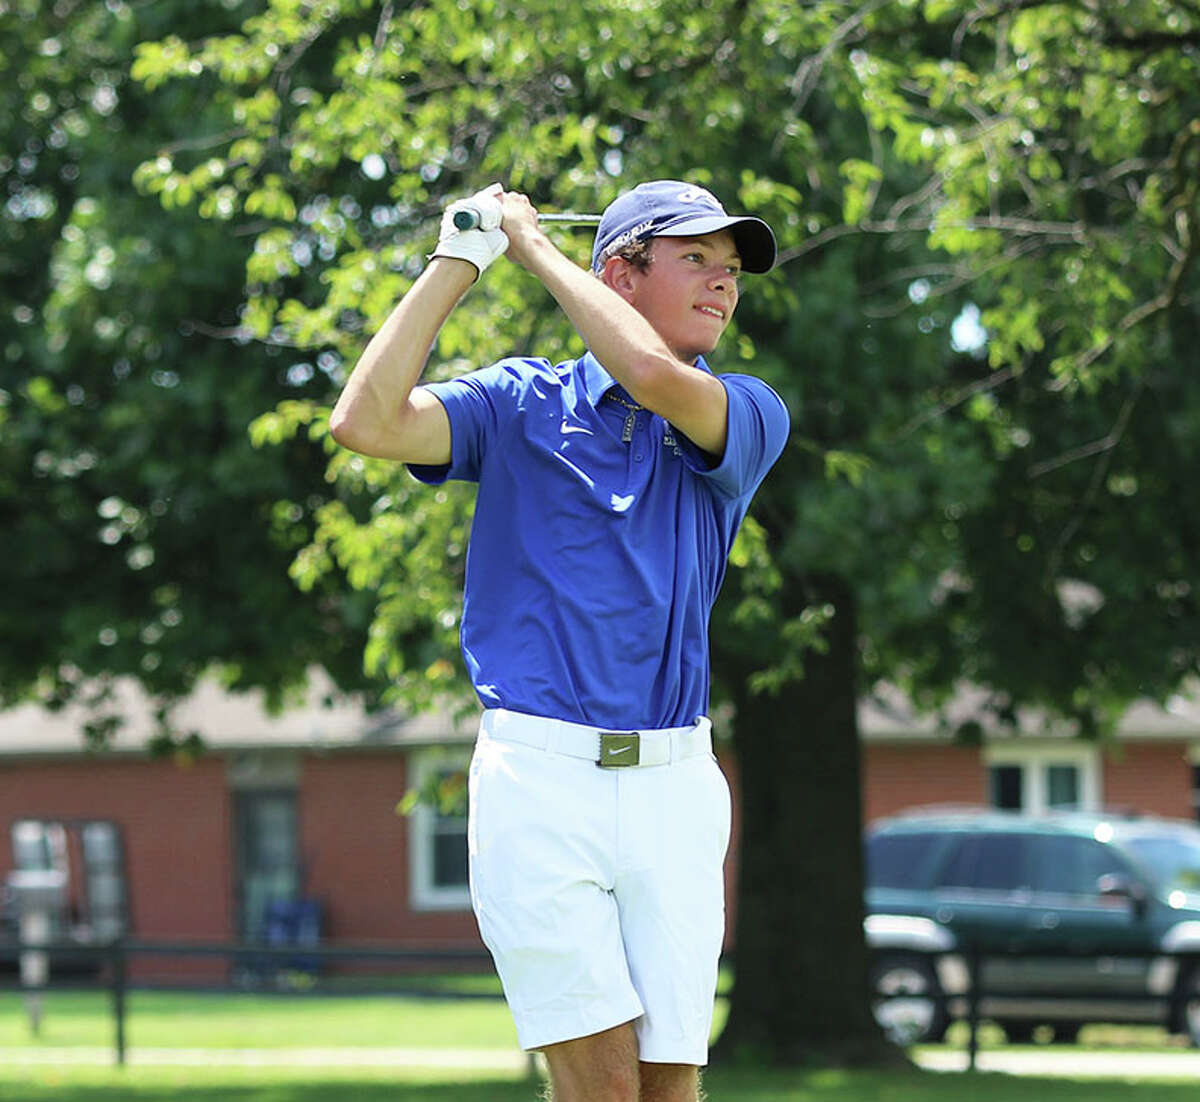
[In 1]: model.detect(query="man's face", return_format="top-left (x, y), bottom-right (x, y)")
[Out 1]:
top-left (620, 230), bottom-right (741, 363)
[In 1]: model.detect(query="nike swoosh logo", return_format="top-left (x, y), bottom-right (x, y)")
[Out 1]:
top-left (606, 745), bottom-right (632, 755)
top-left (560, 419), bottom-right (594, 436)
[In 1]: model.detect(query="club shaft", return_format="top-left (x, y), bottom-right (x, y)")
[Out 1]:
top-left (537, 213), bottom-right (602, 225)
top-left (452, 208), bottom-right (601, 231)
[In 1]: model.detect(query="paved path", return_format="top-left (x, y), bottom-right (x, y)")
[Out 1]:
top-left (0, 1046), bottom-right (533, 1071)
top-left (3, 1045), bottom-right (1199, 1079)
top-left (916, 1047), bottom-right (1200, 1079)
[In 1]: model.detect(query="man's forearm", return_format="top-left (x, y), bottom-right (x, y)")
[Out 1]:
top-left (518, 236), bottom-right (682, 402)
top-left (515, 233), bottom-right (728, 454)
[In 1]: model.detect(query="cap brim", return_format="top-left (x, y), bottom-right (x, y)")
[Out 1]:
top-left (653, 214), bottom-right (777, 274)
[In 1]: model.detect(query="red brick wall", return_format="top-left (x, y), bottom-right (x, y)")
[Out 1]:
top-left (298, 753), bottom-right (482, 947)
top-left (3, 737), bottom-right (1192, 973)
top-left (1101, 741), bottom-right (1195, 820)
top-left (861, 742), bottom-right (987, 824)
top-left (0, 756), bottom-right (232, 979)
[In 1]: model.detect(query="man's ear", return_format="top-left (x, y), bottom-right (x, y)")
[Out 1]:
top-left (601, 256), bottom-right (638, 302)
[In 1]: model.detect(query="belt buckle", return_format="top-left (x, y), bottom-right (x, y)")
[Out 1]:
top-left (598, 731), bottom-right (640, 768)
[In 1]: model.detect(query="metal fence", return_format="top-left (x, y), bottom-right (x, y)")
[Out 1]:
top-left (1, 936), bottom-right (499, 1066)
top-left (4, 937), bottom-right (1192, 1071)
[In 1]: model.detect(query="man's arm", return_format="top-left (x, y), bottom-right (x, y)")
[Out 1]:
top-left (501, 194), bottom-right (730, 456)
top-left (328, 258), bottom-right (475, 462)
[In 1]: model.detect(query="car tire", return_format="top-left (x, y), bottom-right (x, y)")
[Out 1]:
top-left (870, 952), bottom-right (948, 1046)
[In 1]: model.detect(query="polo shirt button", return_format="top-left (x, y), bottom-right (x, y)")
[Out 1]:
top-left (635, 454), bottom-right (643, 461)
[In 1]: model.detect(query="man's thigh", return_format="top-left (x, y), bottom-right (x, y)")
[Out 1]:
top-left (468, 724), bottom-right (730, 1065)
top-left (468, 736), bottom-right (643, 1051)
top-left (617, 753), bottom-right (732, 1065)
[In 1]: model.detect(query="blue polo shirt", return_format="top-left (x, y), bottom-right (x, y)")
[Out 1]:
top-left (408, 351), bottom-right (789, 730)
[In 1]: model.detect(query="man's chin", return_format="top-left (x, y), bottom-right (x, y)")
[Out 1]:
top-left (673, 339), bottom-right (720, 363)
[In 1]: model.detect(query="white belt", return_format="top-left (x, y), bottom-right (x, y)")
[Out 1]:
top-left (481, 708), bottom-right (712, 769)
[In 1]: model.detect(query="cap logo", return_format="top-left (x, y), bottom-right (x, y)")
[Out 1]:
top-left (596, 218), bottom-right (655, 268)
top-left (677, 186), bottom-right (723, 211)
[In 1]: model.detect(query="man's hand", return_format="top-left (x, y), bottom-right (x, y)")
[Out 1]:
top-left (497, 190), bottom-right (551, 269)
top-left (431, 183), bottom-right (509, 278)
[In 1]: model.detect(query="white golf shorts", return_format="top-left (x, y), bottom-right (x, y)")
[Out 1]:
top-left (467, 708), bottom-right (732, 1065)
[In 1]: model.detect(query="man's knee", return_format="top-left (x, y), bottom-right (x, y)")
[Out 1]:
top-left (542, 1024), bottom-right (640, 1102)
top-left (639, 1061), bottom-right (700, 1102)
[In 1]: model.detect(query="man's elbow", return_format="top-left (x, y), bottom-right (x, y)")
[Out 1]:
top-left (328, 407), bottom-right (368, 453)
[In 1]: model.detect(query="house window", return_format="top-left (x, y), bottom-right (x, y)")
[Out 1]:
top-left (984, 744), bottom-right (1099, 814)
top-left (990, 765), bottom-right (1023, 810)
top-left (408, 750), bottom-right (470, 910)
top-left (9, 819), bottom-right (129, 940)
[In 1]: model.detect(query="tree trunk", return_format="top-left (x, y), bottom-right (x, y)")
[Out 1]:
top-left (711, 571), bottom-right (906, 1067)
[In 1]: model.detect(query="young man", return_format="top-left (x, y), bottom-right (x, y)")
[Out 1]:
top-left (330, 180), bottom-right (789, 1101)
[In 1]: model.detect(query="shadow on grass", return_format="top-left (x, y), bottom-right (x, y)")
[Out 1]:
top-left (0, 1077), bottom-right (541, 1102)
top-left (7, 1065), bottom-right (1200, 1102)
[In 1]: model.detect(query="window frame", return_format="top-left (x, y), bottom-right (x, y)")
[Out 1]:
top-left (407, 748), bottom-right (471, 912)
top-left (8, 818), bottom-right (130, 941)
top-left (983, 742), bottom-right (1100, 814)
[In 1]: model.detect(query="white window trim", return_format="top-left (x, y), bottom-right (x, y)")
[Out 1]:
top-left (408, 748), bottom-right (472, 912)
top-left (983, 741), bottom-right (1101, 813)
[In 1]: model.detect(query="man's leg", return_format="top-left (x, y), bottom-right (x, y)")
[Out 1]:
top-left (541, 1022), bottom-right (640, 1102)
top-left (541, 1025), bottom-right (702, 1102)
top-left (639, 1060), bottom-right (701, 1102)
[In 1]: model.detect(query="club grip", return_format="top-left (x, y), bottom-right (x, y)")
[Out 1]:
top-left (452, 208), bottom-right (481, 231)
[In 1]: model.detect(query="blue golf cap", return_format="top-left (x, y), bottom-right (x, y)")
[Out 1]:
top-left (591, 180), bottom-right (777, 275)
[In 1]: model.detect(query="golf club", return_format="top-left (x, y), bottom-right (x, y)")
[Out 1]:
top-left (452, 208), bottom-right (602, 231)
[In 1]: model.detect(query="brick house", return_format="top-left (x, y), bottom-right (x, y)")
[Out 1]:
top-left (859, 681), bottom-right (1200, 823)
top-left (3, 673), bottom-right (1197, 982)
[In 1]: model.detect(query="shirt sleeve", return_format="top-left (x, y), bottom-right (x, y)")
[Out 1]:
top-left (405, 360), bottom-right (532, 485)
top-left (681, 373), bottom-right (790, 500)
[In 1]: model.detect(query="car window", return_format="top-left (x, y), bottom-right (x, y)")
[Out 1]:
top-left (934, 832), bottom-right (1031, 891)
top-left (1028, 835), bottom-right (1129, 896)
top-left (1121, 832), bottom-right (1200, 893)
top-left (865, 832), bottom-right (943, 889)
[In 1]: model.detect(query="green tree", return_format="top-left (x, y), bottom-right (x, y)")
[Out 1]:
top-left (712, 0), bottom-right (1199, 1061)
top-left (8, 0), bottom-right (1194, 1068)
top-left (126, 0), bottom-right (954, 1063)
top-left (0, 0), bottom-right (380, 744)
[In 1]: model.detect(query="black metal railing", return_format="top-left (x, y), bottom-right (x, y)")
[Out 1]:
top-left (1, 937), bottom-right (499, 1066)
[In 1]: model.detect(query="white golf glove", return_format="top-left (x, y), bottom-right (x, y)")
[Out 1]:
top-left (430, 183), bottom-right (508, 278)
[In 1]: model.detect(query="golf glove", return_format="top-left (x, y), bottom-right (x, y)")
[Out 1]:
top-left (431, 183), bottom-right (508, 278)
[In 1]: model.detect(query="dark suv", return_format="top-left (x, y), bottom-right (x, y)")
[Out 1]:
top-left (864, 809), bottom-right (1200, 1046)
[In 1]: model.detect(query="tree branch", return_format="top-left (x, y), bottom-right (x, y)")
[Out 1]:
top-left (778, 213), bottom-right (1094, 265)
top-left (789, 0), bottom-right (891, 113)
top-left (1038, 382), bottom-right (1145, 584)
top-left (891, 367), bottom-right (1016, 442)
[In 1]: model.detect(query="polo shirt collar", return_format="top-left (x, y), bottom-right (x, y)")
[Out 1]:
top-left (577, 350), bottom-right (713, 408)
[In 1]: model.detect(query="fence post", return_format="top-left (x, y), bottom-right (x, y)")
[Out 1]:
top-left (110, 938), bottom-right (127, 1067)
top-left (965, 942), bottom-right (981, 1072)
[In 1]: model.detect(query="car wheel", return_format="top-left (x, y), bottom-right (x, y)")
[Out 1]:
top-left (871, 953), bottom-right (948, 1046)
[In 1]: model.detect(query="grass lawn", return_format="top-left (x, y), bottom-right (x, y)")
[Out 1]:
top-left (1, 989), bottom-right (521, 1050)
top-left (3, 1064), bottom-right (1200, 1102)
top-left (2, 989), bottom-right (1197, 1101)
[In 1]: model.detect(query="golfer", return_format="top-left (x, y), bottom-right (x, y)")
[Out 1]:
top-left (330, 179), bottom-right (789, 1101)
